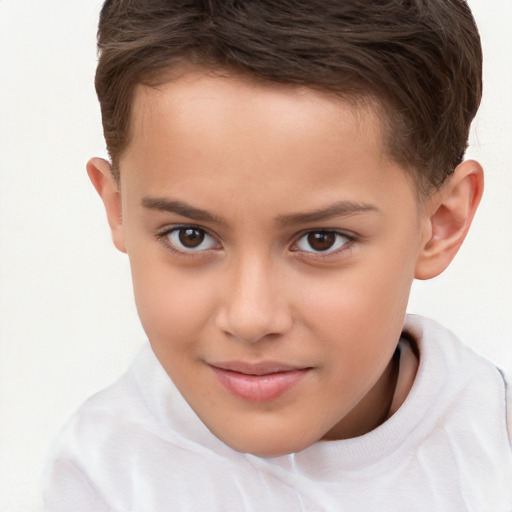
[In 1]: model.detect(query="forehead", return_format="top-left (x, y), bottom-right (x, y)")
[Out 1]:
top-left (120, 69), bottom-right (418, 213)
top-left (125, 69), bottom-right (385, 163)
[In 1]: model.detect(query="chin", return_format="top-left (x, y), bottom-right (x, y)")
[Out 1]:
top-left (216, 427), bottom-right (318, 458)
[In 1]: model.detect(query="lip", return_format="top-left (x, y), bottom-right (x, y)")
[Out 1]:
top-left (209, 361), bottom-right (311, 402)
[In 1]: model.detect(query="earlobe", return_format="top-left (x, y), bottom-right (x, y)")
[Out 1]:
top-left (86, 157), bottom-right (127, 253)
top-left (415, 160), bottom-right (484, 280)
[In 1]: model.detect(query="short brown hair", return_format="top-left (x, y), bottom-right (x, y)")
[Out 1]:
top-left (95, 0), bottom-right (482, 193)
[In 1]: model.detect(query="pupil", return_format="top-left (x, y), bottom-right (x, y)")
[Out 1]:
top-left (179, 228), bottom-right (205, 248)
top-left (308, 231), bottom-right (335, 251)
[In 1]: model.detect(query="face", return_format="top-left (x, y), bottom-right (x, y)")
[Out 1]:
top-left (112, 70), bottom-right (432, 456)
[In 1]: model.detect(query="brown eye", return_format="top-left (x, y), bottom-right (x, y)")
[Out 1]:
top-left (178, 228), bottom-right (205, 248)
top-left (294, 230), bottom-right (350, 254)
top-left (307, 232), bottom-right (336, 251)
top-left (165, 227), bottom-right (219, 252)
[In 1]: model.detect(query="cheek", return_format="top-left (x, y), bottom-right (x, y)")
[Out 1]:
top-left (130, 257), bottom-right (217, 346)
top-left (300, 263), bottom-right (411, 328)
top-left (296, 252), bottom-right (414, 362)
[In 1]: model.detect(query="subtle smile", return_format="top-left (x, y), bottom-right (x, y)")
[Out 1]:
top-left (209, 362), bottom-right (311, 402)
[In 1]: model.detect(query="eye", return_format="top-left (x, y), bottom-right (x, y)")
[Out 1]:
top-left (165, 226), bottom-right (219, 252)
top-left (293, 230), bottom-right (351, 254)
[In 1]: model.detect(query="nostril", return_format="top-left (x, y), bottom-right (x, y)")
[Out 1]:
top-left (215, 301), bottom-right (293, 344)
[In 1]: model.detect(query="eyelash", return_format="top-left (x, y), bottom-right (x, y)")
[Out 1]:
top-left (155, 225), bottom-right (357, 259)
top-left (155, 225), bottom-right (221, 257)
top-left (290, 229), bottom-right (356, 260)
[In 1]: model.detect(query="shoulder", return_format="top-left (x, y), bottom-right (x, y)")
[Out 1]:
top-left (43, 343), bottom-right (166, 509)
top-left (44, 341), bottom-right (190, 464)
top-left (55, 343), bottom-right (157, 444)
top-left (43, 342), bottom-right (231, 510)
top-left (403, 314), bottom-right (506, 382)
top-left (403, 314), bottom-right (512, 446)
top-left (390, 315), bottom-right (512, 506)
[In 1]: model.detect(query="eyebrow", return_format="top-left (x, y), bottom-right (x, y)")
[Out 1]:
top-left (141, 196), bottom-right (379, 227)
top-left (141, 197), bottom-right (225, 225)
top-left (275, 201), bottom-right (380, 226)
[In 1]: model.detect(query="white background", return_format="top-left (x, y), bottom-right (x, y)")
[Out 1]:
top-left (0, 1), bottom-right (511, 510)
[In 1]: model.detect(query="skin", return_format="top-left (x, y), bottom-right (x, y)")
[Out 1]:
top-left (89, 69), bottom-right (483, 457)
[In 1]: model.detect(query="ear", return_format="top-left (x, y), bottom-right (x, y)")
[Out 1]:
top-left (87, 157), bottom-right (127, 253)
top-left (415, 160), bottom-right (484, 280)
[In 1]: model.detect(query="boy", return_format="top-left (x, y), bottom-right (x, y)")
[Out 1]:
top-left (44, 0), bottom-right (512, 510)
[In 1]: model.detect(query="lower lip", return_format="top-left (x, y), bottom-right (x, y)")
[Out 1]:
top-left (211, 367), bottom-right (309, 402)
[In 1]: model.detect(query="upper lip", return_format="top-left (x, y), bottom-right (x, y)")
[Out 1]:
top-left (210, 361), bottom-right (310, 375)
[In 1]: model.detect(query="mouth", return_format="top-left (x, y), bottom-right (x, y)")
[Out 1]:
top-left (209, 361), bottom-right (311, 402)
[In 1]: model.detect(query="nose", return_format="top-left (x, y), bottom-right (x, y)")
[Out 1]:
top-left (215, 255), bottom-right (293, 344)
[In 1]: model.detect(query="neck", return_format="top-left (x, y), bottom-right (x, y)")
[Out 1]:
top-left (322, 347), bottom-right (400, 441)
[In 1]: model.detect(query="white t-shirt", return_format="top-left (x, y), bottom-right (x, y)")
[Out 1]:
top-left (43, 315), bottom-right (512, 511)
